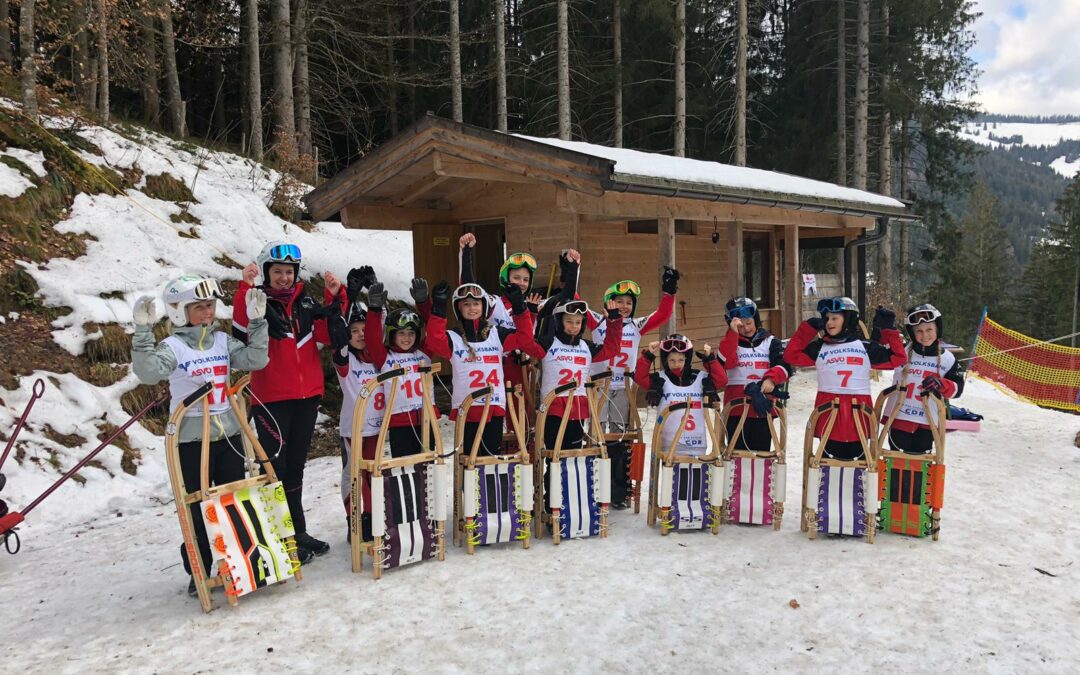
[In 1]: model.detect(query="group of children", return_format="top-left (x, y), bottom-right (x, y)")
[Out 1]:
top-left (131, 237), bottom-right (963, 596)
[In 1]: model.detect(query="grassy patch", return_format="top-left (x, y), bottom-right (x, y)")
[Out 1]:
top-left (169, 205), bottom-right (201, 225)
top-left (0, 154), bottom-right (36, 180)
top-left (42, 424), bottom-right (86, 448)
top-left (120, 384), bottom-right (170, 436)
top-left (143, 173), bottom-right (197, 203)
top-left (97, 424), bottom-right (141, 475)
top-left (83, 323), bottom-right (132, 364)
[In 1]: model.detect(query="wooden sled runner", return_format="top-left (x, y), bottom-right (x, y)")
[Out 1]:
top-left (874, 384), bottom-right (947, 540)
top-left (348, 365), bottom-right (448, 579)
top-left (593, 372), bottom-right (648, 514)
top-left (533, 380), bottom-right (611, 544)
top-left (453, 384), bottom-right (533, 553)
top-left (165, 376), bottom-right (302, 614)
top-left (800, 399), bottom-right (880, 543)
top-left (718, 398), bottom-right (787, 529)
top-left (646, 399), bottom-right (724, 535)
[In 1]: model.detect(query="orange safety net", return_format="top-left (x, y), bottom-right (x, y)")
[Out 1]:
top-left (969, 315), bottom-right (1080, 412)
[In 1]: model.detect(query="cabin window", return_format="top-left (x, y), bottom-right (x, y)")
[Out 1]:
top-left (743, 231), bottom-right (774, 307)
top-left (627, 219), bottom-right (696, 235)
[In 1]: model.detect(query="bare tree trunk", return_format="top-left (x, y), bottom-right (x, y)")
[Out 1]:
top-left (557, 0), bottom-right (569, 139)
top-left (140, 4), bottom-right (160, 126)
top-left (876, 1), bottom-right (892, 294)
top-left (245, 0), bottom-right (263, 160)
top-left (73, 0), bottom-right (93, 107)
top-left (1, 0), bottom-right (11, 68)
top-left (86, 0), bottom-right (98, 113)
top-left (160, 1), bottom-right (185, 135)
top-left (852, 0), bottom-right (869, 190)
top-left (211, 49), bottom-right (226, 138)
top-left (19, 0), bottom-right (35, 119)
top-left (294, 0), bottom-right (313, 154)
top-left (612, 0), bottom-right (622, 147)
top-left (383, 3), bottom-right (398, 135)
top-left (734, 0), bottom-right (747, 165)
top-left (96, 0), bottom-right (109, 122)
top-left (674, 0), bottom-right (686, 156)
top-left (449, 0), bottom-right (462, 122)
top-left (836, 0), bottom-right (847, 185)
top-left (408, 0), bottom-right (417, 121)
top-left (494, 0), bottom-right (507, 132)
top-left (898, 116), bottom-right (910, 298)
top-left (271, 0), bottom-right (296, 153)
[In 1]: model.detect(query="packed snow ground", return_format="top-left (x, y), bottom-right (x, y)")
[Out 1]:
top-left (3, 376), bottom-right (1079, 672)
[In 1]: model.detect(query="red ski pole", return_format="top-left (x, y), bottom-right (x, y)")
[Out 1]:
top-left (0, 394), bottom-right (166, 539)
top-left (1, 378), bottom-right (46, 472)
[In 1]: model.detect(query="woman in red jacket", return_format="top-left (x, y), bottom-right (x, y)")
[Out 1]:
top-left (232, 242), bottom-right (347, 560)
top-left (783, 298), bottom-right (906, 460)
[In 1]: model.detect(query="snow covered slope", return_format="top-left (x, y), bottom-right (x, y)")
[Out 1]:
top-left (960, 121), bottom-right (1080, 178)
top-left (0, 105), bottom-right (413, 536)
top-left (2, 375), bottom-right (1079, 671)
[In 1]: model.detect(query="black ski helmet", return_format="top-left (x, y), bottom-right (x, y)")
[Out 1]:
top-left (346, 301), bottom-right (368, 326)
top-left (817, 296), bottom-right (860, 336)
top-left (724, 296), bottom-right (761, 326)
top-left (384, 308), bottom-right (422, 346)
top-left (904, 303), bottom-right (943, 342)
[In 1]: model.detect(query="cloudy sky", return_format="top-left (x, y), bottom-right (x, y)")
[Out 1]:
top-left (971, 0), bottom-right (1080, 114)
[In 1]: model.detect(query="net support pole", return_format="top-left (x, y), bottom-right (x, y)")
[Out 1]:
top-left (966, 306), bottom-right (988, 383)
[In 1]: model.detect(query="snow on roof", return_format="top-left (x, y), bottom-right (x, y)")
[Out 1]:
top-left (516, 135), bottom-right (907, 210)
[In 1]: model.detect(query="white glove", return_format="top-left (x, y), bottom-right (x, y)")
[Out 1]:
top-left (133, 296), bottom-right (156, 326)
top-left (246, 288), bottom-right (267, 320)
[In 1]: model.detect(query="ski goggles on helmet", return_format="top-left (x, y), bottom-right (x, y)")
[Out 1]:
top-left (452, 283), bottom-right (487, 302)
top-left (608, 280), bottom-right (641, 297)
top-left (726, 304), bottom-right (757, 320)
top-left (660, 336), bottom-right (693, 353)
top-left (267, 243), bottom-right (302, 263)
top-left (390, 311), bottom-right (420, 330)
top-left (554, 300), bottom-right (590, 316)
top-left (503, 252), bottom-right (537, 270)
top-left (817, 297), bottom-right (857, 314)
top-left (905, 306), bottom-right (941, 327)
top-left (175, 278), bottom-right (225, 303)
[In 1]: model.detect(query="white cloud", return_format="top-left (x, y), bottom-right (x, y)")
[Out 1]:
top-left (971, 0), bottom-right (1080, 114)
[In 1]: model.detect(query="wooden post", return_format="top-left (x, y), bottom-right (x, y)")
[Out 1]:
top-left (784, 224), bottom-right (800, 337)
top-left (659, 216), bottom-right (676, 336)
top-left (728, 220), bottom-right (744, 300)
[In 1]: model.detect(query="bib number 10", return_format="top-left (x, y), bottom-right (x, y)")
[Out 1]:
top-left (402, 377), bottom-right (423, 399)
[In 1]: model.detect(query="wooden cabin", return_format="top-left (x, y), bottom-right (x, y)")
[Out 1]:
top-left (305, 115), bottom-right (915, 346)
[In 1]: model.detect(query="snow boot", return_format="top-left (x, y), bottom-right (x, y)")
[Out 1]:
top-left (187, 576), bottom-right (197, 597)
top-left (295, 531), bottom-right (330, 556)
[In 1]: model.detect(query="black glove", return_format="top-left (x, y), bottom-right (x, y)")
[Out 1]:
top-left (512, 349), bottom-right (532, 366)
top-left (606, 305), bottom-right (622, 321)
top-left (873, 306), bottom-right (896, 331)
top-left (328, 315), bottom-right (350, 350)
top-left (526, 298), bottom-right (540, 315)
top-left (559, 250), bottom-right (575, 282)
top-left (367, 282), bottom-right (387, 312)
top-left (410, 278), bottom-right (429, 304)
top-left (431, 280), bottom-right (451, 318)
top-left (505, 284), bottom-right (527, 315)
top-left (695, 350), bottom-right (715, 363)
top-left (645, 387), bottom-right (662, 407)
top-left (807, 317), bottom-right (825, 332)
top-left (745, 381), bottom-right (774, 417)
top-left (661, 266), bottom-right (680, 295)
top-left (920, 374), bottom-right (944, 396)
top-left (347, 266), bottom-right (376, 301)
top-left (265, 302), bottom-right (291, 340)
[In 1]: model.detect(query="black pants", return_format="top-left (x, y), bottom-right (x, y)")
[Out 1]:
top-left (543, 416), bottom-right (585, 509)
top-left (823, 440), bottom-right (866, 461)
top-left (388, 425), bottom-right (432, 458)
top-left (889, 427), bottom-right (935, 454)
top-left (607, 441), bottom-right (630, 506)
top-left (253, 396), bottom-right (320, 536)
top-left (178, 436), bottom-right (246, 576)
top-left (462, 417), bottom-right (505, 457)
top-left (726, 416), bottom-right (773, 452)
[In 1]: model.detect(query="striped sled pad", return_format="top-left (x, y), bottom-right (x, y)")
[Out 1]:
top-left (666, 463), bottom-right (718, 531)
top-left (555, 456), bottom-right (602, 540)
top-left (727, 457), bottom-right (775, 526)
top-left (200, 482), bottom-right (297, 597)
top-left (464, 463), bottom-right (529, 545)
top-left (879, 458), bottom-right (943, 537)
top-left (374, 465), bottom-right (436, 569)
top-left (816, 467), bottom-right (868, 537)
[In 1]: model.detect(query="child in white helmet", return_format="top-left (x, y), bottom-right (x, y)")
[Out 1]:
top-left (131, 276), bottom-right (273, 595)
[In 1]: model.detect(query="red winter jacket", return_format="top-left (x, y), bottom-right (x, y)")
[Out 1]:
top-left (718, 328), bottom-right (791, 418)
top-left (232, 280), bottom-right (346, 404)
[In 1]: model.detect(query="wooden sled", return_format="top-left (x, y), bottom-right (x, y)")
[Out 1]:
top-left (645, 398), bottom-right (724, 535)
top-left (874, 384), bottom-right (947, 540)
top-left (165, 376), bottom-right (302, 614)
top-left (348, 365), bottom-right (448, 579)
top-left (800, 398), bottom-right (879, 544)
top-left (453, 384), bottom-right (533, 553)
top-left (532, 380), bottom-right (611, 544)
top-left (593, 372), bottom-right (648, 514)
top-left (718, 397), bottom-right (787, 530)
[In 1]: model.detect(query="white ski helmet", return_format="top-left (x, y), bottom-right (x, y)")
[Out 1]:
top-left (162, 275), bottom-right (225, 326)
top-left (256, 242), bottom-right (302, 284)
